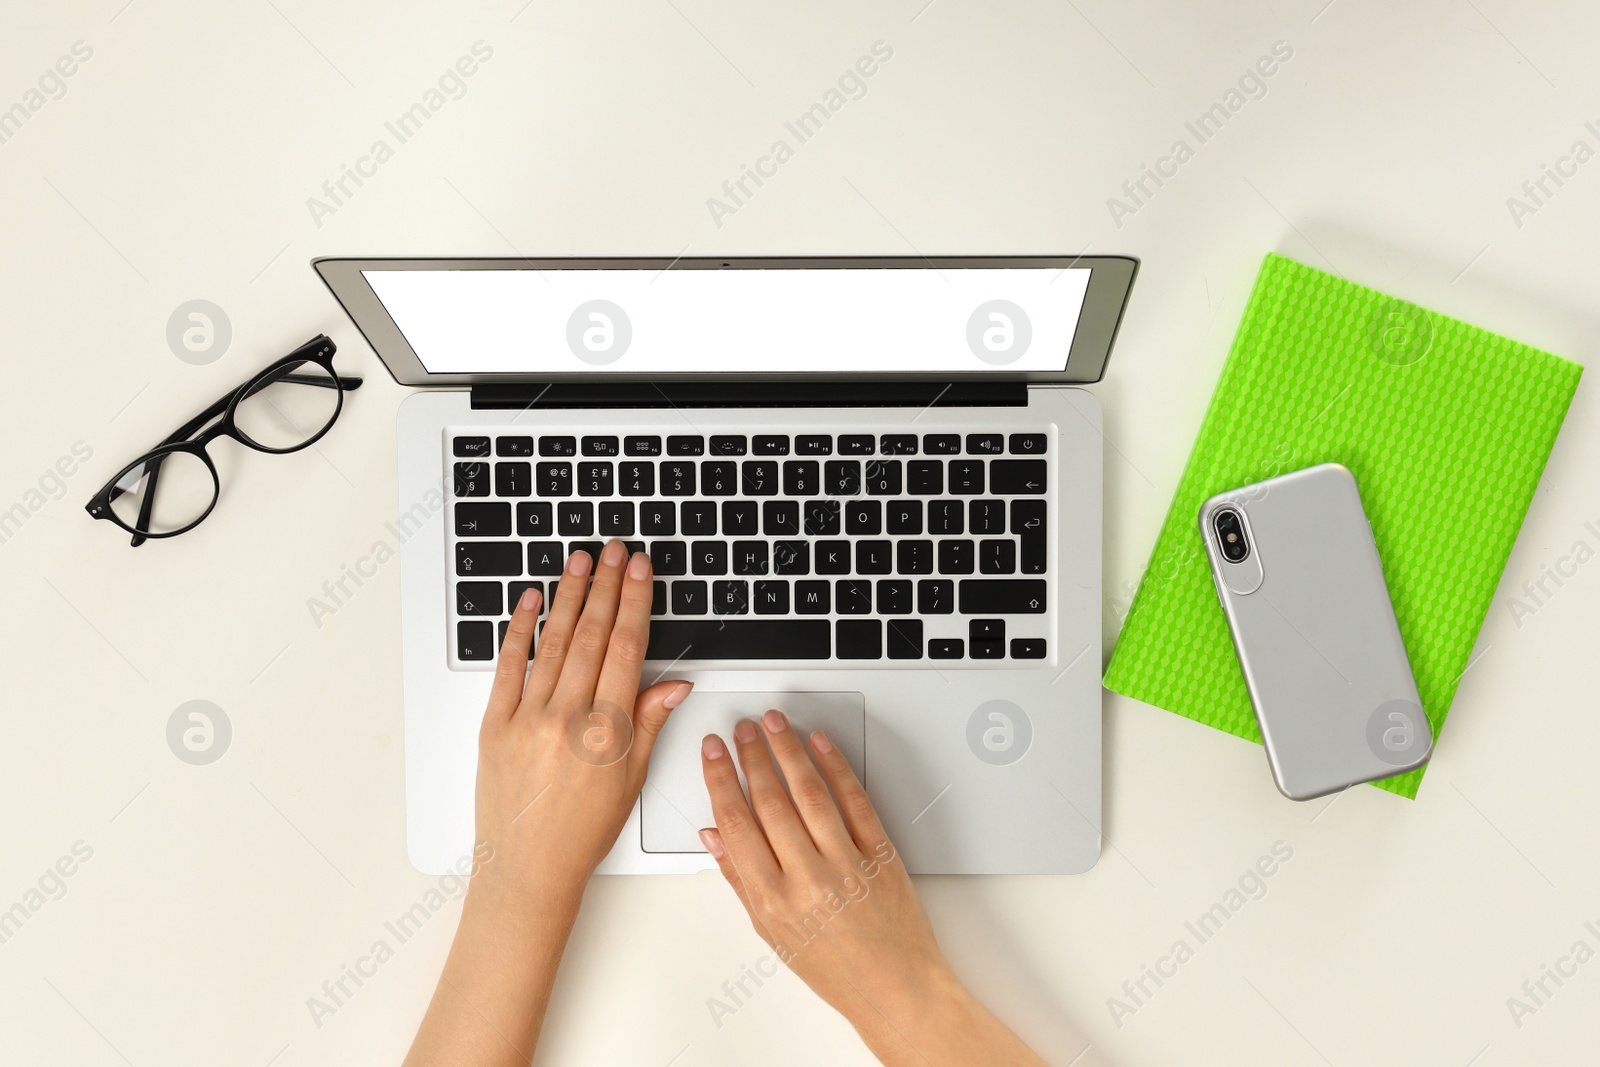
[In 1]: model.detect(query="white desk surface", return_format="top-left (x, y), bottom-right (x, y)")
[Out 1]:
top-left (2, 2), bottom-right (1597, 1064)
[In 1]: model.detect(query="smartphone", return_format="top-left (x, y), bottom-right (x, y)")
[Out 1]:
top-left (1199, 462), bottom-right (1431, 800)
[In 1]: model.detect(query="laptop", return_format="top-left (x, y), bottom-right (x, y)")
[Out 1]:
top-left (314, 256), bottom-right (1137, 875)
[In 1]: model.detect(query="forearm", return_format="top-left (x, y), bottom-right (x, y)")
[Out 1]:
top-left (403, 883), bottom-right (584, 1067)
top-left (843, 968), bottom-right (1054, 1067)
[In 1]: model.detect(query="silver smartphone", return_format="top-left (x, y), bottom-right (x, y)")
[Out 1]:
top-left (1199, 462), bottom-right (1432, 800)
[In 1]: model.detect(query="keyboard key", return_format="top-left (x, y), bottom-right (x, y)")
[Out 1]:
top-left (948, 461), bottom-right (985, 494)
top-left (455, 502), bottom-right (510, 537)
top-left (619, 462), bottom-right (654, 496)
top-left (496, 436), bottom-right (534, 457)
top-left (713, 580), bottom-right (750, 614)
top-left (625, 435), bottom-right (663, 456)
top-left (1011, 638), bottom-right (1047, 659)
top-left (732, 540), bottom-right (769, 575)
top-left (599, 501), bottom-right (634, 536)
top-left (836, 580), bottom-right (872, 614)
top-left (509, 581), bottom-right (544, 614)
top-left (640, 501), bottom-right (675, 536)
top-left (917, 579), bottom-right (954, 614)
top-left (966, 434), bottom-right (1004, 455)
top-left (540, 435), bottom-right (577, 457)
top-left (774, 540), bottom-right (809, 575)
top-left (754, 580), bottom-right (789, 614)
top-left (582, 436), bottom-right (620, 457)
top-left (651, 580), bottom-right (667, 615)
top-left (494, 461), bottom-right (531, 498)
top-left (980, 539), bottom-right (1017, 574)
top-left (972, 639), bottom-right (1005, 660)
top-left (991, 459), bottom-right (1048, 495)
top-left (880, 434), bottom-right (918, 455)
top-left (702, 461), bottom-right (738, 495)
top-left (971, 618), bottom-right (1005, 640)
top-left (1009, 434), bottom-right (1048, 455)
top-left (741, 461), bottom-right (778, 496)
top-left (907, 461), bottom-right (943, 495)
top-left (457, 621), bottom-right (495, 660)
top-left (722, 501), bottom-right (758, 535)
top-left (681, 502), bottom-right (717, 535)
top-left (527, 541), bottom-right (564, 575)
top-left (647, 619), bottom-right (829, 659)
top-left (923, 434), bottom-right (961, 455)
top-left (783, 461), bottom-right (820, 496)
top-left (795, 580), bottom-right (830, 613)
top-left (454, 436), bottom-right (491, 458)
top-left (929, 638), bottom-right (964, 659)
top-left (456, 581), bottom-right (503, 616)
top-left (929, 500), bottom-right (964, 535)
top-left (938, 540), bottom-right (975, 574)
top-left (577, 462), bottom-right (613, 497)
top-left (876, 580), bottom-right (912, 615)
top-left (671, 580), bottom-right (708, 615)
top-left (846, 500), bottom-right (882, 535)
top-left (514, 501), bottom-right (554, 537)
top-left (1013, 500), bottom-right (1047, 574)
top-left (660, 462), bottom-right (697, 496)
top-left (667, 435), bottom-right (704, 456)
top-left (970, 499), bottom-right (1005, 535)
top-left (897, 539), bottom-right (934, 574)
top-left (710, 435), bottom-right (747, 456)
top-left (796, 435), bottom-right (833, 456)
top-left (763, 500), bottom-right (800, 536)
top-left (886, 618), bottom-right (923, 660)
top-left (568, 540), bottom-right (603, 564)
top-left (864, 459), bottom-right (901, 495)
top-left (692, 541), bottom-right (728, 575)
top-left (804, 500), bottom-right (842, 536)
top-left (815, 540), bottom-right (851, 574)
top-left (651, 541), bottom-right (687, 575)
top-left (855, 540), bottom-right (893, 574)
top-left (839, 434), bottom-right (875, 455)
top-left (959, 580), bottom-right (1047, 613)
top-left (457, 542), bottom-right (521, 576)
top-left (824, 461), bottom-right (861, 496)
top-left (836, 619), bottom-right (882, 659)
top-left (454, 462), bottom-right (490, 497)
top-left (886, 500), bottom-right (922, 534)
top-left (537, 462), bottom-right (572, 496)
top-left (753, 435), bottom-right (790, 456)
top-left (558, 502), bottom-right (594, 536)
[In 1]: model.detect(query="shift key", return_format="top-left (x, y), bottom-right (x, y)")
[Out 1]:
top-left (959, 579), bottom-right (1047, 614)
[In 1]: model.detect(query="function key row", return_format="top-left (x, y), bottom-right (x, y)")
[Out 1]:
top-left (454, 433), bottom-right (1047, 460)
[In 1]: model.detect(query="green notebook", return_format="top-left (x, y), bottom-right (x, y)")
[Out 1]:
top-left (1103, 253), bottom-right (1583, 797)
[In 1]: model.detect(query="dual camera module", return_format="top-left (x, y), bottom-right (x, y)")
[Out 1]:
top-left (1213, 507), bottom-right (1250, 563)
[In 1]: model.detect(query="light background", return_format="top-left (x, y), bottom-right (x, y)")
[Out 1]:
top-left (0, 1), bottom-right (1596, 1065)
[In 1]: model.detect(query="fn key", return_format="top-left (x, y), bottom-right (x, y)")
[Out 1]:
top-left (457, 621), bottom-right (494, 661)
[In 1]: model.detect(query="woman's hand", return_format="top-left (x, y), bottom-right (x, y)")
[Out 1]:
top-left (699, 712), bottom-right (1051, 1067)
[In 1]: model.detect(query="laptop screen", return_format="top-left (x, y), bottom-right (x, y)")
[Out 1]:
top-left (361, 267), bottom-right (1091, 375)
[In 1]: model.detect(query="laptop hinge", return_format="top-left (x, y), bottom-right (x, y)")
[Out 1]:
top-left (469, 380), bottom-right (1027, 410)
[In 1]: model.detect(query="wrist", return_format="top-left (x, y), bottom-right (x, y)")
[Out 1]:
top-left (463, 868), bottom-right (586, 931)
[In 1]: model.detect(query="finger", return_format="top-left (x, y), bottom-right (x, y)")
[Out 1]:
top-left (731, 719), bottom-right (817, 865)
top-left (702, 733), bottom-right (781, 888)
top-left (551, 539), bottom-right (629, 708)
top-left (524, 549), bottom-right (593, 706)
top-left (758, 710), bottom-right (856, 857)
top-left (485, 585), bottom-right (541, 723)
top-left (626, 678), bottom-right (694, 782)
top-left (810, 730), bottom-right (892, 856)
top-left (592, 550), bottom-right (656, 714)
top-left (699, 828), bottom-right (775, 949)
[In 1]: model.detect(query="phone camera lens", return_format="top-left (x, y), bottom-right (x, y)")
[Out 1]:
top-left (1213, 508), bottom-right (1249, 563)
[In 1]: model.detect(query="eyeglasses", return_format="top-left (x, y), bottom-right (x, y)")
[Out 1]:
top-left (86, 335), bottom-right (363, 546)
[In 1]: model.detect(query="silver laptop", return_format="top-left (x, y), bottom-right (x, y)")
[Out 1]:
top-left (315, 256), bottom-right (1137, 875)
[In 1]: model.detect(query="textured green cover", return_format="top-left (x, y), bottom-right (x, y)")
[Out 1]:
top-left (1103, 254), bottom-right (1583, 797)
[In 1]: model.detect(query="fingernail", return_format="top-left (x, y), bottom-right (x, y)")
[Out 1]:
top-left (734, 720), bottom-right (757, 744)
top-left (602, 539), bottom-right (626, 566)
top-left (811, 730), bottom-right (834, 754)
top-left (663, 682), bottom-right (693, 709)
top-left (567, 550), bottom-right (592, 576)
top-left (628, 551), bottom-right (651, 580)
top-left (699, 829), bottom-right (726, 858)
top-left (763, 709), bottom-right (788, 733)
top-left (702, 734), bottom-right (725, 759)
top-left (518, 587), bottom-right (539, 612)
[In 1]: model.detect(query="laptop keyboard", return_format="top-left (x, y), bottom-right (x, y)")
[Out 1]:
top-left (446, 428), bottom-right (1052, 666)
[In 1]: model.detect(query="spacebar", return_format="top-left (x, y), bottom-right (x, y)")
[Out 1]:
top-left (646, 620), bottom-right (831, 660)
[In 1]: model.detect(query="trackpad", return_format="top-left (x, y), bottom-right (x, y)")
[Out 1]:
top-left (640, 691), bottom-right (866, 854)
